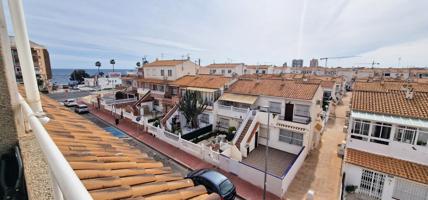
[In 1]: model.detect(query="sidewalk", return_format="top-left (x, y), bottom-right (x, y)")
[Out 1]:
top-left (285, 93), bottom-right (351, 200)
top-left (89, 106), bottom-right (280, 200)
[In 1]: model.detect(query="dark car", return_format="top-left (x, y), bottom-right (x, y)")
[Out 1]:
top-left (186, 169), bottom-right (236, 200)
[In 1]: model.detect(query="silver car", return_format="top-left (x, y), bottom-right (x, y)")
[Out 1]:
top-left (74, 104), bottom-right (89, 114)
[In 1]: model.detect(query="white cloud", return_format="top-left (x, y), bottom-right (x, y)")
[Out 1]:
top-left (7, 0), bottom-right (428, 68)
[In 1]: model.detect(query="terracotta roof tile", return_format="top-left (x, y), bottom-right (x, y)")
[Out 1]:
top-left (37, 94), bottom-right (217, 199)
top-left (226, 78), bottom-right (320, 100)
top-left (171, 75), bottom-right (232, 89)
top-left (352, 82), bottom-right (428, 119)
top-left (144, 59), bottom-right (187, 67)
top-left (345, 148), bottom-right (428, 184)
top-left (353, 81), bottom-right (428, 92)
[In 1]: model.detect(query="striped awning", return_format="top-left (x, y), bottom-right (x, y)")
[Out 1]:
top-left (218, 93), bottom-right (258, 105)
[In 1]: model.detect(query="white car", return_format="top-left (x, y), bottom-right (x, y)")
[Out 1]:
top-left (74, 104), bottom-right (89, 114)
top-left (63, 99), bottom-right (78, 107)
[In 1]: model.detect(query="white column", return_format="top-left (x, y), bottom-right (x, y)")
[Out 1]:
top-left (8, 0), bottom-right (43, 113)
top-left (0, 0), bottom-right (24, 133)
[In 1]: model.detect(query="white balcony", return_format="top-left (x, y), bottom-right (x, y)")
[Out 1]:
top-left (216, 103), bottom-right (250, 119)
top-left (274, 116), bottom-right (310, 134)
top-left (137, 88), bottom-right (150, 95)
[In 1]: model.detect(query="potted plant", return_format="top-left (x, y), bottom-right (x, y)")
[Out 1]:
top-left (345, 185), bottom-right (358, 194)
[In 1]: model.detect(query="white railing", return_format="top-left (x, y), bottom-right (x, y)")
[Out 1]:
top-left (103, 97), bottom-right (137, 105)
top-left (280, 146), bottom-right (307, 195)
top-left (218, 104), bottom-right (231, 110)
top-left (232, 106), bottom-right (248, 113)
top-left (232, 109), bottom-right (253, 144)
top-left (18, 94), bottom-right (93, 200)
top-left (163, 130), bottom-right (180, 141)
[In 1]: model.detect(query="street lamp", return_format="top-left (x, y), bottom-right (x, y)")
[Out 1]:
top-left (110, 59), bottom-right (116, 72)
top-left (95, 61), bottom-right (101, 89)
top-left (260, 106), bottom-right (271, 200)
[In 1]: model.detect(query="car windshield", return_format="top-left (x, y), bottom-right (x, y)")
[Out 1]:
top-left (79, 105), bottom-right (87, 108)
top-left (219, 179), bottom-right (233, 195)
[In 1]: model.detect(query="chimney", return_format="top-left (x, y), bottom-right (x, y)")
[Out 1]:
top-left (405, 86), bottom-right (414, 100)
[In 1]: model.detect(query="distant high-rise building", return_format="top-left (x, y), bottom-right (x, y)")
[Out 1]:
top-left (310, 59), bottom-right (319, 67)
top-left (9, 36), bottom-right (52, 89)
top-left (283, 62), bottom-right (287, 67)
top-left (292, 59), bottom-right (303, 67)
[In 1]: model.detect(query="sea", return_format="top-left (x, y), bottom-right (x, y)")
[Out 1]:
top-left (52, 68), bottom-right (134, 85)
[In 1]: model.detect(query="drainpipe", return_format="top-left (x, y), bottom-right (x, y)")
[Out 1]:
top-left (8, 0), bottom-right (43, 114)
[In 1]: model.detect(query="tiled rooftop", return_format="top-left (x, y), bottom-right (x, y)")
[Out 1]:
top-left (345, 148), bottom-right (428, 185)
top-left (352, 82), bottom-right (428, 120)
top-left (144, 59), bottom-right (187, 67)
top-left (353, 81), bottom-right (428, 93)
top-left (226, 78), bottom-right (320, 100)
top-left (171, 75), bottom-right (232, 89)
top-left (40, 95), bottom-right (219, 200)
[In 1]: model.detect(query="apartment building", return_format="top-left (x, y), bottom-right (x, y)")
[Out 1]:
top-left (163, 75), bottom-right (236, 132)
top-left (343, 81), bottom-right (428, 200)
top-left (204, 63), bottom-right (244, 77)
top-left (243, 65), bottom-right (270, 75)
top-left (9, 36), bottom-right (52, 89)
top-left (133, 59), bottom-right (198, 114)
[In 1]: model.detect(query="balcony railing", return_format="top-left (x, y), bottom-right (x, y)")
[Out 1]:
top-left (275, 116), bottom-right (310, 133)
top-left (18, 94), bottom-right (93, 199)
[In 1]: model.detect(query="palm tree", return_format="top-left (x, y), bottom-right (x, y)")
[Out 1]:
top-left (178, 90), bottom-right (208, 129)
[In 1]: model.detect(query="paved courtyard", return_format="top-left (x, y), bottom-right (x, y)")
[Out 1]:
top-left (242, 145), bottom-right (297, 177)
top-left (284, 93), bottom-right (351, 200)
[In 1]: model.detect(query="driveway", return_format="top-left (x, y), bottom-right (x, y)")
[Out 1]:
top-left (284, 93), bottom-right (351, 200)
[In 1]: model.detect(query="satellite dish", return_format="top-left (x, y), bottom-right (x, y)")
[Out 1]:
top-left (136, 116), bottom-right (141, 122)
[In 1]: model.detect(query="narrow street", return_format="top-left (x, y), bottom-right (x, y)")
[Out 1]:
top-left (285, 93), bottom-right (351, 200)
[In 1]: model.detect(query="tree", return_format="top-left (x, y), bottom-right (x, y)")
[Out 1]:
top-left (178, 90), bottom-right (208, 129)
top-left (69, 69), bottom-right (90, 84)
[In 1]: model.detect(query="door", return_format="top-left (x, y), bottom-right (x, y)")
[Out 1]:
top-left (284, 103), bottom-right (294, 121)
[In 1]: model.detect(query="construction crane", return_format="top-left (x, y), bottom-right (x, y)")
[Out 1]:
top-left (356, 60), bottom-right (380, 68)
top-left (319, 55), bottom-right (359, 67)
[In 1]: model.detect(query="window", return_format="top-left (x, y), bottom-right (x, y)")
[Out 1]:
top-left (219, 180), bottom-right (234, 195)
top-left (168, 69), bottom-right (172, 76)
top-left (394, 126), bottom-right (417, 144)
top-left (384, 72), bottom-right (390, 77)
top-left (212, 69), bottom-right (216, 73)
top-left (279, 129), bottom-right (303, 146)
top-left (359, 169), bottom-right (385, 199)
top-left (294, 104), bottom-right (310, 117)
top-left (269, 101), bottom-right (281, 114)
top-left (417, 130), bottom-right (428, 147)
top-left (200, 113), bottom-right (209, 124)
top-left (158, 85), bottom-right (164, 92)
top-left (160, 69), bottom-right (165, 76)
top-left (227, 69), bottom-right (232, 73)
top-left (351, 120), bottom-right (370, 136)
top-left (221, 69), bottom-right (225, 74)
top-left (371, 122), bottom-right (391, 145)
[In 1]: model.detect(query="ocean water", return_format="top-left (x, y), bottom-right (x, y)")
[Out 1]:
top-left (52, 68), bottom-right (134, 85)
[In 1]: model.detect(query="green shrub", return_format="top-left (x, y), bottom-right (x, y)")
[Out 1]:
top-left (345, 185), bottom-right (357, 193)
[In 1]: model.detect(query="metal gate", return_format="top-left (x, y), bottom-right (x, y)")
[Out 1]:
top-left (359, 169), bottom-right (385, 199)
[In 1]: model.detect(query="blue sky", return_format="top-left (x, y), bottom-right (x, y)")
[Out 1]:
top-left (5, 0), bottom-right (428, 69)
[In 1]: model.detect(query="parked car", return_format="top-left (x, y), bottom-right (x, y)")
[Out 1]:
top-left (186, 169), bottom-right (236, 200)
top-left (74, 104), bottom-right (89, 114)
top-left (63, 99), bottom-right (77, 107)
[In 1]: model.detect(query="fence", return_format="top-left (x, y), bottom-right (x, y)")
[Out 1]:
top-left (146, 124), bottom-right (221, 166)
top-left (181, 125), bottom-right (213, 141)
top-left (280, 146), bottom-right (306, 195)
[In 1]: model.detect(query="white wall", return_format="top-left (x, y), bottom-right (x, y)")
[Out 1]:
top-left (176, 60), bottom-right (198, 78)
top-left (347, 117), bottom-right (428, 165)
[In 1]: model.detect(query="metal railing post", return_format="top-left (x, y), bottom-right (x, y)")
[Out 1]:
top-left (8, 0), bottom-right (43, 113)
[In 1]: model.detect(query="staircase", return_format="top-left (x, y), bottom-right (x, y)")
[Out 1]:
top-left (161, 104), bottom-right (179, 128)
top-left (131, 90), bottom-right (151, 116)
top-left (235, 119), bottom-right (253, 148)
